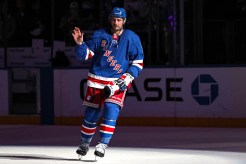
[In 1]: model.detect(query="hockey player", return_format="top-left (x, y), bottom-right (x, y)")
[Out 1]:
top-left (72, 7), bottom-right (144, 158)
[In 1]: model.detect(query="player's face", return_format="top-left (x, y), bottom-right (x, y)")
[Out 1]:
top-left (110, 17), bottom-right (125, 31)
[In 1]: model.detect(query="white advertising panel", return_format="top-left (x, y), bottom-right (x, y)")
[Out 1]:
top-left (53, 68), bottom-right (246, 118)
top-left (122, 68), bottom-right (177, 117)
top-left (175, 67), bottom-right (246, 118)
top-left (54, 69), bottom-right (87, 116)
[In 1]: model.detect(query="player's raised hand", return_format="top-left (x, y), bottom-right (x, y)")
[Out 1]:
top-left (72, 27), bottom-right (84, 45)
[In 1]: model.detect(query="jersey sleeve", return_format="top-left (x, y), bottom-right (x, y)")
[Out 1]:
top-left (75, 31), bottom-right (100, 60)
top-left (126, 34), bottom-right (144, 78)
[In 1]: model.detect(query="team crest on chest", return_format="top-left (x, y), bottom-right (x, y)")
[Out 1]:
top-left (101, 40), bottom-right (107, 47)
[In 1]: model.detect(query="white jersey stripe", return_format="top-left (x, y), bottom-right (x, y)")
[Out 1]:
top-left (99, 130), bottom-right (113, 134)
top-left (100, 124), bottom-right (115, 129)
top-left (87, 80), bottom-right (105, 89)
top-left (132, 59), bottom-right (143, 63)
top-left (132, 63), bottom-right (143, 69)
top-left (85, 48), bottom-right (90, 60)
top-left (88, 73), bottom-right (118, 81)
top-left (82, 125), bottom-right (96, 130)
top-left (87, 73), bottom-right (118, 89)
top-left (85, 49), bottom-right (95, 60)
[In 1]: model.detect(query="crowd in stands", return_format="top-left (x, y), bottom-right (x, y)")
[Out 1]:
top-left (0, 0), bottom-right (170, 65)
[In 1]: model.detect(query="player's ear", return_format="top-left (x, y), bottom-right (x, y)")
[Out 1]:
top-left (123, 19), bottom-right (126, 24)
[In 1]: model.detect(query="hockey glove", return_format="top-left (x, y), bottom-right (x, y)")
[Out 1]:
top-left (103, 80), bottom-right (120, 99)
top-left (103, 73), bottom-right (134, 98)
top-left (117, 73), bottom-right (134, 91)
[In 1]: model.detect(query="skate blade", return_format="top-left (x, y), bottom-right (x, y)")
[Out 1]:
top-left (78, 155), bottom-right (97, 162)
top-left (94, 154), bottom-right (104, 161)
top-left (78, 154), bottom-right (83, 160)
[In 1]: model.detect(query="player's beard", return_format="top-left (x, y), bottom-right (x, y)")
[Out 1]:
top-left (111, 25), bottom-right (123, 34)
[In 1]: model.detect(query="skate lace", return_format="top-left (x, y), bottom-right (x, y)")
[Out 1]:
top-left (95, 143), bottom-right (107, 153)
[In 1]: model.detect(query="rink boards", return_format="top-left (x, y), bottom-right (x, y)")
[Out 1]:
top-left (1, 67), bottom-right (246, 126)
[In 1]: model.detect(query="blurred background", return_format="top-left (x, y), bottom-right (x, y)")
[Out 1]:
top-left (1, 0), bottom-right (246, 66)
top-left (1, 0), bottom-right (246, 127)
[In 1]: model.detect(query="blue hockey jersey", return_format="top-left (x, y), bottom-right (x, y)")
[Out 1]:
top-left (75, 28), bottom-right (144, 89)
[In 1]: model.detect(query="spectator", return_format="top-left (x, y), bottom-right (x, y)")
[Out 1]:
top-left (30, 0), bottom-right (50, 44)
top-left (0, 0), bottom-right (16, 47)
top-left (124, 0), bottom-right (148, 30)
top-left (51, 50), bottom-right (71, 67)
top-left (12, 0), bottom-right (36, 47)
top-left (80, 0), bottom-right (97, 30)
top-left (59, 1), bottom-right (83, 46)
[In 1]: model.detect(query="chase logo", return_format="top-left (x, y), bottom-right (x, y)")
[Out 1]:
top-left (191, 74), bottom-right (219, 105)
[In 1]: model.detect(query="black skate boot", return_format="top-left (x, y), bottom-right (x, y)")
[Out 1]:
top-left (94, 143), bottom-right (108, 158)
top-left (76, 143), bottom-right (89, 158)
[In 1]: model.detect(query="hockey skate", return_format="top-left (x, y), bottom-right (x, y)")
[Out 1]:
top-left (94, 143), bottom-right (107, 158)
top-left (76, 143), bottom-right (89, 159)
